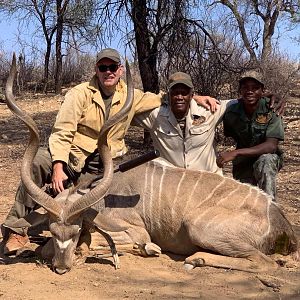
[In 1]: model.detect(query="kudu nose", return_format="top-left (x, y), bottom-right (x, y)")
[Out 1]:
top-left (54, 267), bottom-right (70, 275)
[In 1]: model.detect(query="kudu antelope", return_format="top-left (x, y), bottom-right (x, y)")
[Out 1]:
top-left (75, 157), bottom-right (299, 272)
top-left (4, 53), bottom-right (134, 274)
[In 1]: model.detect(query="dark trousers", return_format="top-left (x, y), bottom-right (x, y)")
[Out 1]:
top-left (2, 147), bottom-right (103, 236)
top-left (233, 153), bottom-right (283, 201)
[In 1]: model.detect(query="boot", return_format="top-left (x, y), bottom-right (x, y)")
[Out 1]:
top-left (3, 232), bottom-right (30, 255)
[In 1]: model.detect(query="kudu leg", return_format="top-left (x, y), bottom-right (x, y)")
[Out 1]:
top-left (184, 211), bottom-right (278, 273)
top-left (184, 251), bottom-right (278, 273)
top-left (93, 226), bottom-right (120, 269)
top-left (90, 222), bottom-right (161, 258)
top-left (74, 227), bottom-right (92, 266)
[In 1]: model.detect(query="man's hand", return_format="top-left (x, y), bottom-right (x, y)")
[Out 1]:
top-left (52, 161), bottom-right (68, 194)
top-left (263, 92), bottom-right (286, 116)
top-left (216, 151), bottom-right (238, 168)
top-left (193, 95), bottom-right (220, 113)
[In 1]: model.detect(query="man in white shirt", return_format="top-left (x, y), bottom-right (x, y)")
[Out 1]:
top-left (134, 72), bottom-right (235, 174)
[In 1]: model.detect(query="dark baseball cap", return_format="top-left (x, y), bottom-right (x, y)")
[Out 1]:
top-left (239, 70), bottom-right (264, 87)
top-left (96, 48), bottom-right (121, 64)
top-left (168, 72), bottom-right (194, 90)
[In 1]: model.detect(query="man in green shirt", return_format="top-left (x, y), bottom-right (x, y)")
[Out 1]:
top-left (216, 70), bottom-right (284, 201)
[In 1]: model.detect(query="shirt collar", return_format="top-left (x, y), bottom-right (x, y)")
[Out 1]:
top-left (189, 98), bottom-right (206, 118)
top-left (227, 97), bottom-right (270, 121)
top-left (87, 75), bottom-right (125, 107)
top-left (158, 98), bottom-right (200, 117)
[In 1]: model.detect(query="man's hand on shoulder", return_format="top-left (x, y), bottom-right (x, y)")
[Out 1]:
top-left (193, 95), bottom-right (220, 113)
top-left (263, 91), bottom-right (286, 116)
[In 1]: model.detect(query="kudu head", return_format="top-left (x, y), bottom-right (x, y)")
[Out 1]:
top-left (5, 53), bottom-right (133, 274)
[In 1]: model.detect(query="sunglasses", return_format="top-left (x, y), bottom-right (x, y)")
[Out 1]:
top-left (98, 64), bottom-right (120, 73)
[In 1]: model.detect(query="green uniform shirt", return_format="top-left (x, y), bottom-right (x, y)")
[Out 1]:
top-left (223, 97), bottom-right (284, 176)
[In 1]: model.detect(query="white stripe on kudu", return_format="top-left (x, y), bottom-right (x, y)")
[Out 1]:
top-left (148, 163), bottom-right (156, 231)
top-left (200, 177), bottom-right (226, 206)
top-left (142, 162), bottom-right (150, 221)
top-left (157, 165), bottom-right (166, 230)
top-left (182, 174), bottom-right (203, 216)
top-left (171, 172), bottom-right (186, 220)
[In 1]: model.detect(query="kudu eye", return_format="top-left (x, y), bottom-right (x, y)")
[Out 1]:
top-left (71, 225), bottom-right (81, 236)
top-left (49, 223), bottom-right (59, 237)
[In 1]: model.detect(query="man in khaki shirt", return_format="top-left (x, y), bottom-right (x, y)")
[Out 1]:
top-left (134, 72), bottom-right (235, 174)
top-left (49, 50), bottom-right (162, 191)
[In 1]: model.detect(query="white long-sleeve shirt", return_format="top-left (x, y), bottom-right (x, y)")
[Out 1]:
top-left (134, 98), bottom-right (235, 174)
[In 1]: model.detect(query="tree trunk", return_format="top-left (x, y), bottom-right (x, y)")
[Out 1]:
top-left (43, 42), bottom-right (51, 93)
top-left (260, 8), bottom-right (279, 64)
top-left (55, 0), bottom-right (64, 94)
top-left (131, 0), bottom-right (160, 144)
top-left (131, 0), bottom-right (159, 93)
top-left (219, 0), bottom-right (258, 65)
top-left (55, 22), bottom-right (63, 94)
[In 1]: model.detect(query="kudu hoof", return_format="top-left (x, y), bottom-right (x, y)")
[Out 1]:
top-left (133, 242), bottom-right (161, 257)
top-left (184, 263), bottom-right (195, 271)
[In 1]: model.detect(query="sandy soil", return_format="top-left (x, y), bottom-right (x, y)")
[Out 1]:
top-left (0, 94), bottom-right (299, 300)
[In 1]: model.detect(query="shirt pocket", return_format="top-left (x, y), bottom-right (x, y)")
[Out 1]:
top-left (156, 123), bottom-right (180, 138)
top-left (252, 123), bottom-right (267, 144)
top-left (234, 124), bottom-right (249, 141)
top-left (80, 104), bottom-right (103, 133)
top-left (189, 124), bottom-right (210, 147)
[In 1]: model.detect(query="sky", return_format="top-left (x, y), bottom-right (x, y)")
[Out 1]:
top-left (274, 24), bottom-right (300, 59)
top-left (0, 16), bottom-right (299, 62)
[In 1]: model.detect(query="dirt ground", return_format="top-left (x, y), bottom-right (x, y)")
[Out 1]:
top-left (0, 94), bottom-right (299, 300)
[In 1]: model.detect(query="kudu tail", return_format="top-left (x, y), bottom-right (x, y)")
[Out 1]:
top-left (263, 203), bottom-right (299, 257)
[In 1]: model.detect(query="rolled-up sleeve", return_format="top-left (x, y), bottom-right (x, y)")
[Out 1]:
top-left (266, 115), bottom-right (284, 141)
top-left (132, 110), bottom-right (154, 129)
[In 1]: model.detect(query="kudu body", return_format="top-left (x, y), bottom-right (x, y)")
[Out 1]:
top-left (80, 159), bottom-right (299, 272)
top-left (5, 54), bottom-right (134, 274)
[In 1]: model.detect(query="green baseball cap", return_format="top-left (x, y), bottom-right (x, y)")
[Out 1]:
top-left (239, 70), bottom-right (264, 87)
top-left (96, 48), bottom-right (121, 63)
top-left (168, 72), bottom-right (194, 90)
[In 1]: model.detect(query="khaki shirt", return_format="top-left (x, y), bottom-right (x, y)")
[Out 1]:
top-left (49, 75), bottom-right (161, 172)
top-left (134, 98), bottom-right (235, 174)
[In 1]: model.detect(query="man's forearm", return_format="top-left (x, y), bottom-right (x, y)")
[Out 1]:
top-left (52, 161), bottom-right (64, 171)
top-left (234, 140), bottom-right (278, 158)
